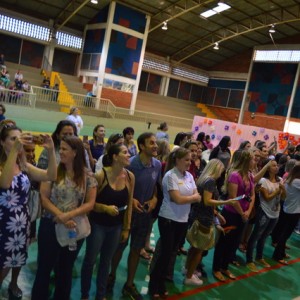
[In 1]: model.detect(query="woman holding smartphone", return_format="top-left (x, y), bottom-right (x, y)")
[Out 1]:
top-left (0, 125), bottom-right (56, 299)
top-left (81, 144), bottom-right (134, 300)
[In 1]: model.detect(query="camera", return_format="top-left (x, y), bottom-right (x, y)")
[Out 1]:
top-left (32, 134), bottom-right (45, 145)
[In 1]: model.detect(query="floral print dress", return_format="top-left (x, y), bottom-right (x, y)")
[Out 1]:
top-left (0, 172), bottom-right (31, 268)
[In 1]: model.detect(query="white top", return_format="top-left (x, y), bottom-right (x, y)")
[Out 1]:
top-left (66, 114), bottom-right (83, 135)
top-left (15, 72), bottom-right (23, 81)
top-left (95, 154), bottom-right (104, 173)
top-left (159, 167), bottom-right (196, 223)
top-left (283, 179), bottom-right (300, 214)
top-left (259, 177), bottom-right (282, 219)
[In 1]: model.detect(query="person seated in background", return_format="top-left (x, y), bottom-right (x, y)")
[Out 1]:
top-left (84, 90), bottom-right (95, 107)
top-left (22, 80), bottom-right (30, 92)
top-left (51, 83), bottom-right (59, 102)
top-left (14, 69), bottom-right (23, 90)
top-left (41, 77), bottom-right (50, 90)
top-left (8, 84), bottom-right (23, 103)
top-left (1, 67), bottom-right (10, 87)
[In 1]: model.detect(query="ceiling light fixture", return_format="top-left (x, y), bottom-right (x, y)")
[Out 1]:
top-left (162, 21), bottom-right (168, 30)
top-left (213, 42), bottom-right (219, 50)
top-left (200, 2), bottom-right (231, 18)
top-left (91, 0), bottom-right (98, 4)
top-left (269, 24), bottom-right (276, 34)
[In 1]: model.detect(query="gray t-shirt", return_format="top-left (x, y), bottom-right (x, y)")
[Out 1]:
top-left (259, 177), bottom-right (281, 219)
top-left (283, 179), bottom-right (300, 214)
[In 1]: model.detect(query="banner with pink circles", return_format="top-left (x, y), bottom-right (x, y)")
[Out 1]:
top-left (192, 116), bottom-right (300, 151)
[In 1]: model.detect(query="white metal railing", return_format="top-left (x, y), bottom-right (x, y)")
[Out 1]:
top-left (31, 86), bottom-right (116, 117)
top-left (0, 87), bottom-right (34, 106)
top-left (2, 85), bottom-right (193, 128)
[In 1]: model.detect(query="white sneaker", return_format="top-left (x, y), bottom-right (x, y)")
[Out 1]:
top-left (182, 267), bottom-right (202, 278)
top-left (184, 274), bottom-right (203, 286)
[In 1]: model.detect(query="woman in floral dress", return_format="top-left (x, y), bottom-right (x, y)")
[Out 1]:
top-left (0, 124), bottom-right (56, 299)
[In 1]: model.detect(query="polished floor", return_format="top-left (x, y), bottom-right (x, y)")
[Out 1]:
top-left (1, 117), bottom-right (300, 299)
top-left (1, 222), bottom-right (299, 300)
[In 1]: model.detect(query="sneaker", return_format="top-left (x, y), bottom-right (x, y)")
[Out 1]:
top-left (184, 274), bottom-right (203, 286)
top-left (122, 283), bottom-right (143, 300)
top-left (181, 267), bottom-right (202, 278)
top-left (246, 262), bottom-right (259, 273)
top-left (294, 229), bottom-right (300, 235)
top-left (256, 258), bottom-right (270, 268)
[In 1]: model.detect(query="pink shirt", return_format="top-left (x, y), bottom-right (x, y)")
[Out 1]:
top-left (224, 171), bottom-right (254, 214)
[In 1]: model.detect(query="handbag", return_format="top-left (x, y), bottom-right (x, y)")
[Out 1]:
top-left (186, 220), bottom-right (215, 250)
top-left (55, 214), bottom-right (91, 247)
top-left (28, 189), bottom-right (41, 222)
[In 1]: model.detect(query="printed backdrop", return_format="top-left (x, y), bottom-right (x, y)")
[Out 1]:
top-left (192, 116), bottom-right (300, 151)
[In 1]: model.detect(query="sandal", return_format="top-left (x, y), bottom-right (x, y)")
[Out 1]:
top-left (8, 285), bottom-right (23, 299)
top-left (221, 269), bottom-right (236, 280)
top-left (277, 259), bottom-right (288, 265)
top-left (160, 291), bottom-right (169, 299)
top-left (231, 260), bottom-right (240, 267)
top-left (213, 271), bottom-right (225, 282)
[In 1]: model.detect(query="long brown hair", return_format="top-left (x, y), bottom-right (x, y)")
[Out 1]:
top-left (92, 124), bottom-right (105, 146)
top-left (286, 164), bottom-right (300, 185)
top-left (57, 136), bottom-right (86, 190)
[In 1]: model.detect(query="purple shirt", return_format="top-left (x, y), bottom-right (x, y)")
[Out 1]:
top-left (224, 171), bottom-right (254, 214)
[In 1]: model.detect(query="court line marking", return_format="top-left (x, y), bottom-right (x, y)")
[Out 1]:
top-left (167, 257), bottom-right (300, 300)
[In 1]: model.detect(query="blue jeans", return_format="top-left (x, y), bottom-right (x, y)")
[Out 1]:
top-left (246, 208), bottom-right (278, 263)
top-left (31, 218), bottom-right (83, 300)
top-left (81, 221), bottom-right (122, 300)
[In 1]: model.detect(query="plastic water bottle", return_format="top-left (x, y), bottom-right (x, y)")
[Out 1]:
top-left (68, 228), bottom-right (77, 251)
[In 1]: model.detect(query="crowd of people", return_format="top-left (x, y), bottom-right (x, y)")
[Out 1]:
top-left (0, 54), bottom-right (32, 103)
top-left (0, 115), bottom-right (299, 300)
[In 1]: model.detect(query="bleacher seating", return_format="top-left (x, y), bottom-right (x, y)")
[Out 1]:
top-left (135, 91), bottom-right (205, 119)
top-left (5, 62), bottom-right (43, 87)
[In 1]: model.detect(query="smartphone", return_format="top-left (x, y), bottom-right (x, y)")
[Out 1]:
top-left (232, 194), bottom-right (245, 201)
top-left (83, 135), bottom-right (88, 143)
top-left (143, 203), bottom-right (149, 212)
top-left (32, 134), bottom-right (45, 145)
top-left (118, 205), bottom-right (127, 212)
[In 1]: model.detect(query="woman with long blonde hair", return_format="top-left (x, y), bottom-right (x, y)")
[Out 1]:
top-left (213, 150), bottom-right (255, 281)
top-left (185, 159), bottom-right (236, 283)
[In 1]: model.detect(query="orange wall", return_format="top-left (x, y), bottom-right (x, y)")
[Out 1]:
top-left (209, 106), bottom-right (287, 131)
